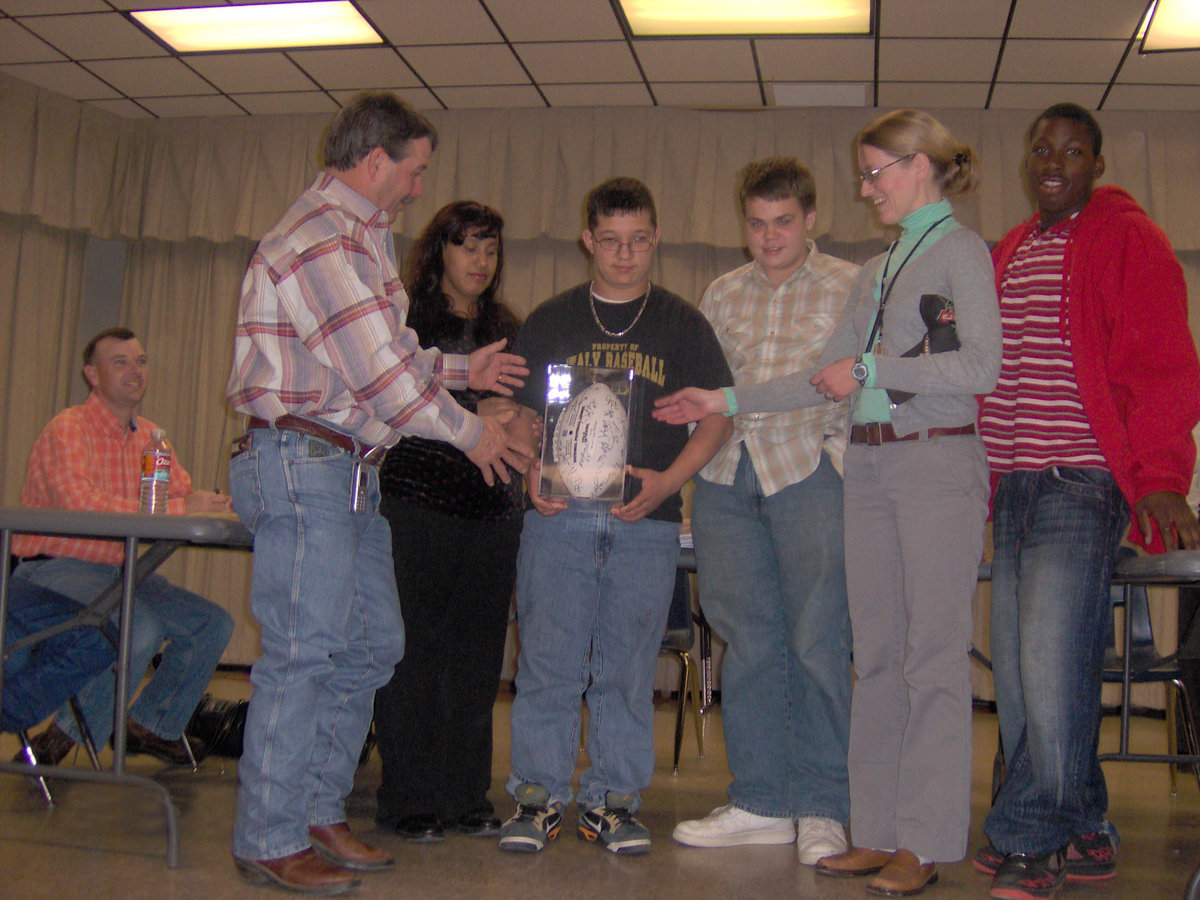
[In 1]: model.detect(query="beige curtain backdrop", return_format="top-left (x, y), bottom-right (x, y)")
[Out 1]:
top-left (2, 70), bottom-right (1198, 684)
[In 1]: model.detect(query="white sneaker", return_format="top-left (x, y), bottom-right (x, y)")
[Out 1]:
top-left (672, 804), bottom-right (796, 848)
top-left (795, 817), bottom-right (847, 865)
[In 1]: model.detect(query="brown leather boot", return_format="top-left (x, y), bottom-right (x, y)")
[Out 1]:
top-left (308, 823), bottom-right (394, 871)
top-left (234, 847), bottom-right (361, 895)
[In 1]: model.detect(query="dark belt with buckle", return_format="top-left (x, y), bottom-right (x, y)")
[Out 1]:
top-left (245, 415), bottom-right (382, 460)
top-left (849, 422), bottom-right (976, 446)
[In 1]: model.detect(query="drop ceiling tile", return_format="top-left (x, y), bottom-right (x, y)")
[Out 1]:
top-left (86, 97), bottom-right (154, 118)
top-left (998, 39), bottom-right (1126, 83)
top-left (185, 52), bottom-right (316, 93)
top-left (435, 84), bottom-right (546, 109)
top-left (876, 81), bottom-right (993, 109)
top-left (401, 43), bottom-right (528, 87)
top-left (0, 19), bottom-right (65, 64)
top-left (138, 93), bottom-right (247, 117)
top-left (231, 91), bottom-right (341, 116)
top-left (85, 57), bottom-right (216, 96)
top-left (329, 86), bottom-right (444, 110)
top-left (516, 41), bottom-right (641, 84)
top-left (652, 81), bottom-right (764, 109)
top-left (541, 82), bottom-right (652, 106)
top-left (880, 39), bottom-right (1001, 82)
top-left (19, 11), bottom-right (167, 60)
top-left (881, 0), bottom-right (1013, 38)
top-left (987, 82), bottom-right (1105, 110)
top-left (634, 39), bottom-right (756, 83)
top-left (1009, 0), bottom-right (1147, 39)
top-left (1104, 83), bottom-right (1200, 110)
top-left (1121, 48), bottom-right (1200, 85)
top-left (768, 82), bottom-right (869, 107)
top-left (357, 0), bottom-right (500, 45)
top-left (3, 0), bottom-right (107, 13)
top-left (757, 37), bottom-right (874, 82)
top-left (486, 0), bottom-right (625, 41)
top-left (289, 47), bottom-right (421, 90)
top-left (0, 61), bottom-right (121, 99)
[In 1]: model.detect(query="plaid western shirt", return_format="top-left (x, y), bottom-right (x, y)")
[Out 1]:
top-left (226, 173), bottom-right (480, 451)
top-left (698, 243), bottom-right (859, 497)
top-left (13, 392), bottom-right (195, 564)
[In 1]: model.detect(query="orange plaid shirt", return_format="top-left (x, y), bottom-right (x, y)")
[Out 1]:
top-left (13, 392), bottom-right (194, 564)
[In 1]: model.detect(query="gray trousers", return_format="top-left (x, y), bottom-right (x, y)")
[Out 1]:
top-left (842, 434), bottom-right (989, 862)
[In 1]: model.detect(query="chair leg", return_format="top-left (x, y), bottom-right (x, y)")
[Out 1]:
top-left (16, 731), bottom-right (54, 808)
top-left (666, 649), bottom-right (687, 776)
top-left (686, 652), bottom-right (704, 761)
top-left (1167, 683), bottom-right (1180, 796)
top-left (67, 697), bottom-right (102, 772)
top-left (1170, 678), bottom-right (1200, 795)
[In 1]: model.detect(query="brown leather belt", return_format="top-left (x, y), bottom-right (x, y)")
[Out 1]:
top-left (849, 422), bottom-right (976, 446)
top-left (246, 415), bottom-right (381, 459)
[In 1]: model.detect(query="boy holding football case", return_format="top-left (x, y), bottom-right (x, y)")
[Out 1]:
top-left (497, 177), bottom-right (732, 855)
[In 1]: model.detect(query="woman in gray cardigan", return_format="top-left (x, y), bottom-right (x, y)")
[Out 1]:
top-left (655, 109), bottom-right (1000, 897)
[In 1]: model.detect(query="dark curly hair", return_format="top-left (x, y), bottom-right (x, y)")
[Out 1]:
top-left (404, 201), bottom-right (519, 348)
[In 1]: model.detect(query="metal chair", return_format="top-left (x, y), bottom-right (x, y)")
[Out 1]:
top-left (659, 569), bottom-right (707, 775)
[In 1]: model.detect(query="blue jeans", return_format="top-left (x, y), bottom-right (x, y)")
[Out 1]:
top-left (984, 467), bottom-right (1128, 856)
top-left (507, 504), bottom-right (680, 811)
top-left (691, 450), bottom-right (850, 820)
top-left (14, 556), bottom-right (233, 745)
top-left (229, 428), bottom-right (405, 861)
top-left (2, 578), bottom-right (116, 733)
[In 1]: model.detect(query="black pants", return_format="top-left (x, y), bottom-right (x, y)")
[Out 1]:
top-left (373, 497), bottom-right (521, 825)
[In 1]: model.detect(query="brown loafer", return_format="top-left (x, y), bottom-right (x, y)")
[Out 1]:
top-left (308, 823), bottom-right (394, 871)
top-left (125, 720), bottom-right (206, 766)
top-left (817, 847), bottom-right (895, 877)
top-left (867, 848), bottom-right (939, 896)
top-left (234, 847), bottom-right (361, 895)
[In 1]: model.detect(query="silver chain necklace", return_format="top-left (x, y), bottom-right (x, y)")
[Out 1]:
top-left (589, 280), bottom-right (651, 338)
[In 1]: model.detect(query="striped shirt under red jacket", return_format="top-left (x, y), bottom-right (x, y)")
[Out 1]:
top-left (980, 215), bottom-right (1106, 475)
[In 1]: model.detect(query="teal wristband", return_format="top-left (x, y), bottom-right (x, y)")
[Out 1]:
top-left (722, 387), bottom-right (738, 417)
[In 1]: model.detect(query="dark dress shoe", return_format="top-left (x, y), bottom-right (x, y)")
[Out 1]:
top-left (15, 723), bottom-right (76, 766)
top-left (389, 814), bottom-right (444, 843)
top-left (123, 720), bottom-right (206, 766)
top-left (309, 822), bottom-right (394, 871)
top-left (234, 847), bottom-right (361, 895)
top-left (866, 848), bottom-right (939, 897)
top-left (452, 811), bottom-right (502, 837)
top-left (817, 847), bottom-right (895, 878)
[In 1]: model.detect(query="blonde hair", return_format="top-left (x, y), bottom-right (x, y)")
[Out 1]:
top-left (857, 109), bottom-right (978, 197)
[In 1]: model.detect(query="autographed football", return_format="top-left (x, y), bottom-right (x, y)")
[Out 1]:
top-left (552, 382), bottom-right (628, 498)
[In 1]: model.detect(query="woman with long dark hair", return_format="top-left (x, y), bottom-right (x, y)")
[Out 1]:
top-left (373, 201), bottom-right (533, 842)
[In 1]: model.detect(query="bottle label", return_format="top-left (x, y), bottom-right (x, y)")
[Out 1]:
top-left (142, 452), bottom-right (171, 481)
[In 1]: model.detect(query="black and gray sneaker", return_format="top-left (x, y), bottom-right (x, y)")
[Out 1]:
top-left (990, 847), bottom-right (1067, 900)
top-left (577, 791), bottom-right (651, 855)
top-left (498, 783), bottom-right (563, 853)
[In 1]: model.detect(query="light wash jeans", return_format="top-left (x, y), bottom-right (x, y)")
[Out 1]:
top-left (15, 556), bottom-right (233, 745)
top-left (229, 428), bottom-right (404, 861)
top-left (984, 467), bottom-right (1128, 856)
top-left (691, 449), bottom-right (850, 821)
top-left (506, 503), bottom-right (680, 812)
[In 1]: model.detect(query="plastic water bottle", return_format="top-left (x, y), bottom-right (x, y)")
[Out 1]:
top-left (138, 428), bottom-right (172, 514)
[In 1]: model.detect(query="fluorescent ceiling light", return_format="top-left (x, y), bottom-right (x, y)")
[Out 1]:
top-left (131, 1), bottom-right (382, 53)
top-left (769, 83), bottom-right (867, 107)
top-left (1139, 0), bottom-right (1200, 52)
top-left (620, 0), bottom-right (870, 37)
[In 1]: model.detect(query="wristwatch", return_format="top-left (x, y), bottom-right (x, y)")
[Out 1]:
top-left (851, 356), bottom-right (869, 387)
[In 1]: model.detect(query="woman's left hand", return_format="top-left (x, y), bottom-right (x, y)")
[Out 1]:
top-left (810, 358), bottom-right (860, 402)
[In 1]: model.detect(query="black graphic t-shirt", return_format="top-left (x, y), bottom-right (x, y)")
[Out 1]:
top-left (511, 283), bottom-right (732, 522)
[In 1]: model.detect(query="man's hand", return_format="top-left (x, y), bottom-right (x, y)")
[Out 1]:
top-left (468, 338), bottom-right (529, 396)
top-left (652, 387), bottom-right (727, 425)
top-left (810, 358), bottom-right (859, 402)
top-left (1134, 490), bottom-right (1200, 549)
top-left (464, 412), bottom-right (534, 487)
top-left (527, 459), bottom-right (568, 516)
top-left (185, 490), bottom-right (233, 515)
top-left (611, 465), bottom-right (677, 523)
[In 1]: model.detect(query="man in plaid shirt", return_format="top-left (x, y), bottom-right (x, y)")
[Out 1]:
top-left (13, 326), bottom-right (234, 767)
top-left (671, 159), bottom-right (860, 865)
top-left (226, 92), bottom-right (529, 895)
